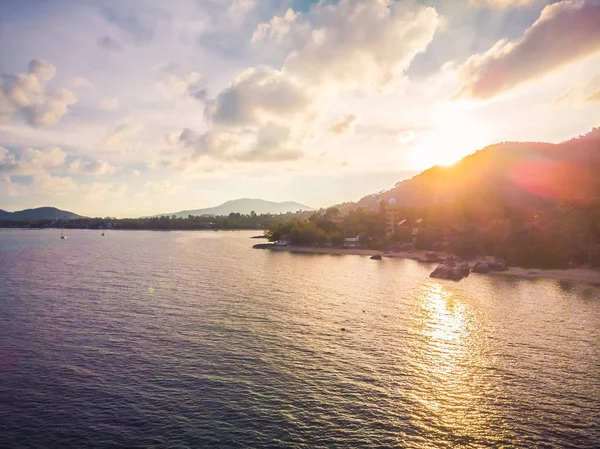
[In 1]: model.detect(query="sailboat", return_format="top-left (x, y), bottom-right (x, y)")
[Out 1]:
top-left (60, 225), bottom-right (66, 239)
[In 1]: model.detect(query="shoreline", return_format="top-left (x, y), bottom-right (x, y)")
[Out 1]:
top-left (253, 244), bottom-right (600, 285)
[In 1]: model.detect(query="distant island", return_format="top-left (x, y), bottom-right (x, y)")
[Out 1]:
top-left (0, 207), bottom-right (84, 221)
top-left (152, 198), bottom-right (313, 218)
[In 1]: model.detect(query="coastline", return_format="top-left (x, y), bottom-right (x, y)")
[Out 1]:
top-left (253, 243), bottom-right (600, 285)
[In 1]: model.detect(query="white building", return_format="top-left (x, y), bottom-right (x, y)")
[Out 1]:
top-left (276, 234), bottom-right (290, 246)
top-left (344, 237), bottom-right (360, 248)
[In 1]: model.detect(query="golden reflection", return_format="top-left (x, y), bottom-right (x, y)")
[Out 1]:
top-left (407, 280), bottom-right (510, 445)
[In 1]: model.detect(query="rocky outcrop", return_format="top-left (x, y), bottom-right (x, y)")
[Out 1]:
top-left (430, 261), bottom-right (470, 281)
top-left (472, 261), bottom-right (490, 273)
top-left (370, 254), bottom-right (382, 260)
top-left (472, 259), bottom-right (509, 273)
top-left (489, 259), bottom-right (508, 271)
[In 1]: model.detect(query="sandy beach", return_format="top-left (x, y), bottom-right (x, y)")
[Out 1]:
top-left (254, 244), bottom-right (600, 285)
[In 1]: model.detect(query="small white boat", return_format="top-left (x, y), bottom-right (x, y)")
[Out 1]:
top-left (60, 229), bottom-right (66, 239)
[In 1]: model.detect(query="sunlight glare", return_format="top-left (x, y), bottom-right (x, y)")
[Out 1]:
top-left (409, 110), bottom-right (492, 170)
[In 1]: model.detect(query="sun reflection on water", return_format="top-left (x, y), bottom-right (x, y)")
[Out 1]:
top-left (408, 280), bottom-right (512, 446)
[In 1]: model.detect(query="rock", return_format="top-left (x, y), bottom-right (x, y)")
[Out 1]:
top-left (472, 261), bottom-right (490, 273)
top-left (370, 254), bottom-right (382, 260)
top-left (340, 328), bottom-right (346, 331)
top-left (429, 264), bottom-right (450, 279)
top-left (450, 268), bottom-right (464, 281)
top-left (459, 261), bottom-right (470, 277)
top-left (489, 259), bottom-right (508, 271)
top-left (429, 262), bottom-right (469, 281)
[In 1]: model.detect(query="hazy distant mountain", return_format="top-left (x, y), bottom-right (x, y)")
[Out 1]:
top-left (355, 127), bottom-right (600, 212)
top-left (156, 198), bottom-right (313, 218)
top-left (0, 207), bottom-right (84, 221)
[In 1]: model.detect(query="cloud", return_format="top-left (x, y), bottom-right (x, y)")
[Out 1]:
top-left (0, 59), bottom-right (77, 126)
top-left (158, 71), bottom-right (207, 101)
top-left (97, 35), bottom-right (123, 51)
top-left (72, 77), bottom-right (92, 89)
top-left (143, 180), bottom-right (182, 195)
top-left (132, 169), bottom-right (140, 176)
top-left (184, 0), bottom-right (439, 169)
top-left (34, 173), bottom-right (77, 196)
top-left (329, 114), bottom-right (357, 135)
top-left (459, 0), bottom-right (600, 99)
top-left (101, 119), bottom-right (143, 148)
top-left (205, 66), bottom-right (310, 126)
top-left (469, 0), bottom-right (535, 7)
top-left (68, 159), bottom-right (117, 175)
top-left (0, 147), bottom-right (18, 173)
top-left (166, 122), bottom-right (303, 165)
top-left (587, 89), bottom-right (600, 103)
top-left (85, 182), bottom-right (128, 201)
top-left (253, 1), bottom-right (439, 89)
top-left (229, 0), bottom-right (257, 22)
top-left (0, 146), bottom-right (67, 175)
top-left (99, 97), bottom-right (119, 110)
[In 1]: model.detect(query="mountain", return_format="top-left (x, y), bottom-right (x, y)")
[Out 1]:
top-left (355, 127), bottom-right (600, 215)
top-left (156, 198), bottom-right (313, 218)
top-left (0, 207), bottom-right (85, 221)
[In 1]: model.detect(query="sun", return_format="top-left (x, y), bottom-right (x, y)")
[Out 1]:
top-left (408, 111), bottom-right (492, 170)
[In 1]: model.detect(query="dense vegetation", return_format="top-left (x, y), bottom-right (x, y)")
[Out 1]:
top-left (0, 211), bottom-right (312, 231)
top-left (265, 129), bottom-right (600, 269)
top-left (265, 198), bottom-right (600, 269)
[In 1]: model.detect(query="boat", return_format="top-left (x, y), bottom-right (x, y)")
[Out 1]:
top-left (60, 228), bottom-right (66, 239)
top-left (101, 232), bottom-right (105, 236)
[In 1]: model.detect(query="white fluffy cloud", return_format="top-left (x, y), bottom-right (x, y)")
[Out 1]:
top-left (0, 146), bottom-right (67, 175)
top-left (34, 173), bottom-right (77, 196)
top-left (0, 59), bottom-right (77, 125)
top-left (205, 66), bottom-right (310, 127)
top-left (254, 1), bottom-right (439, 89)
top-left (459, 0), bottom-right (600, 99)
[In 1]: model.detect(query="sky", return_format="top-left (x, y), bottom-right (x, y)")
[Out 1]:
top-left (1, 0), bottom-right (600, 217)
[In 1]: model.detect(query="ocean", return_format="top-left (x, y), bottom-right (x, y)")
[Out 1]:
top-left (1, 229), bottom-right (599, 448)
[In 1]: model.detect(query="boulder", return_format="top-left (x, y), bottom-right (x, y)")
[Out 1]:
top-left (430, 264), bottom-right (451, 279)
top-left (430, 263), bottom-right (467, 281)
top-left (449, 268), bottom-right (464, 281)
top-left (459, 261), bottom-right (470, 277)
top-left (489, 259), bottom-right (508, 271)
top-left (472, 261), bottom-right (490, 273)
top-left (370, 254), bottom-right (382, 260)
